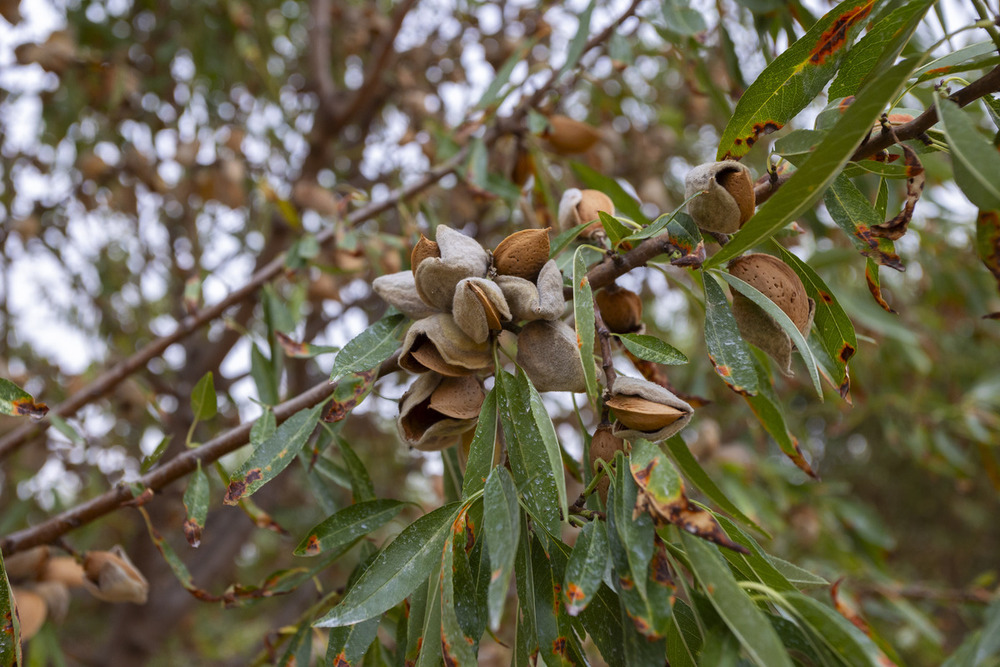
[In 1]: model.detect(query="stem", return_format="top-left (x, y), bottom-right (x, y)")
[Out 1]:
top-left (592, 296), bottom-right (617, 391)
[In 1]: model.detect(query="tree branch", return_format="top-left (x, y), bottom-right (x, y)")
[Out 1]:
top-left (308, 0), bottom-right (339, 116)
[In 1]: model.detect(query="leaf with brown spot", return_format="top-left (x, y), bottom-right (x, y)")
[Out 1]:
top-left (703, 274), bottom-right (759, 396)
top-left (1, 549), bottom-right (23, 667)
top-left (323, 370), bottom-right (378, 423)
top-left (294, 499), bottom-right (408, 557)
top-left (181, 462), bottom-right (209, 548)
top-left (865, 259), bottom-right (897, 314)
top-left (325, 616), bottom-right (380, 667)
top-left (224, 404), bottom-right (322, 505)
top-left (871, 145), bottom-right (925, 240)
top-left (825, 175), bottom-right (905, 272)
top-left (717, 0), bottom-right (879, 160)
top-left (0, 377), bottom-right (48, 419)
top-left (976, 209), bottom-right (1000, 313)
top-left (561, 519), bottom-right (609, 616)
top-left (276, 331), bottom-right (339, 359)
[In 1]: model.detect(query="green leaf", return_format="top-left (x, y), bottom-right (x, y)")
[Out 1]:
top-left (513, 513), bottom-right (539, 662)
top-left (140, 435), bottom-right (170, 473)
top-left (702, 273), bottom-right (759, 395)
top-left (599, 211), bottom-right (632, 249)
top-left (415, 572), bottom-right (444, 667)
top-left (743, 354), bottom-right (816, 477)
top-left (824, 174), bottom-right (903, 270)
top-left (663, 435), bottom-right (766, 535)
top-left (977, 209), bottom-right (1000, 300)
top-left (223, 405), bottom-right (322, 505)
top-left (613, 333), bottom-right (688, 365)
top-left (339, 437), bottom-right (376, 503)
top-left (325, 617), bottom-right (379, 667)
top-left (828, 0), bottom-right (933, 98)
top-left (706, 57), bottom-right (923, 268)
top-left (483, 466), bottom-right (519, 631)
top-left (562, 519), bottom-right (609, 616)
top-left (0, 377), bottom-right (48, 419)
top-left (781, 592), bottom-right (886, 666)
top-left (48, 413), bottom-right (81, 443)
top-left (666, 598), bottom-right (702, 667)
top-left (571, 162), bottom-right (650, 226)
top-left (577, 583), bottom-right (626, 667)
top-left (476, 40), bottom-right (533, 110)
top-left (190, 371), bottom-right (217, 422)
top-left (660, 0), bottom-right (707, 36)
top-left (525, 532), bottom-right (589, 666)
top-left (714, 270), bottom-right (823, 397)
top-left (573, 247), bottom-right (600, 403)
top-left (550, 220), bottom-right (600, 258)
top-left (629, 439), bottom-right (683, 506)
top-left (717, 0), bottom-right (885, 160)
top-left (250, 344), bottom-right (279, 406)
top-left (606, 455), bottom-right (657, 624)
top-left (682, 534), bottom-right (794, 667)
top-left (0, 551), bottom-right (23, 667)
top-left (496, 370), bottom-right (564, 536)
top-left (329, 313), bottom-right (406, 384)
top-left (937, 96), bottom-right (1000, 210)
top-left (440, 516), bottom-right (478, 666)
top-left (403, 578), bottom-right (428, 665)
top-left (461, 389), bottom-right (497, 499)
top-left (182, 461), bottom-right (209, 548)
top-left (914, 40), bottom-right (998, 79)
top-left (315, 503), bottom-right (461, 627)
top-left (294, 499), bottom-right (408, 557)
top-left (771, 243), bottom-right (857, 397)
top-left (558, 0), bottom-right (595, 80)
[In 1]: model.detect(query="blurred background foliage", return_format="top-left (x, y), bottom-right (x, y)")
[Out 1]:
top-left (1, 0), bottom-right (999, 664)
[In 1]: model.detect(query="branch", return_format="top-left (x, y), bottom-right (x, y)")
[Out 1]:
top-left (308, 0), bottom-right (339, 115)
top-left (0, 355), bottom-right (400, 556)
top-left (0, 150), bottom-right (466, 461)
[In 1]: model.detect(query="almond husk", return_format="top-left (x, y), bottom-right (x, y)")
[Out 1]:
top-left (397, 373), bottom-right (482, 450)
top-left (496, 259), bottom-right (564, 322)
top-left (544, 115), bottom-right (602, 154)
top-left (4, 545), bottom-right (50, 581)
top-left (515, 320), bottom-right (588, 393)
top-left (595, 284), bottom-right (643, 334)
top-left (685, 161), bottom-right (755, 234)
top-left (452, 278), bottom-right (512, 344)
top-left (33, 581), bottom-right (70, 623)
top-left (493, 228), bottom-right (551, 282)
top-left (42, 556), bottom-right (85, 588)
top-left (410, 235), bottom-right (440, 276)
top-left (428, 375), bottom-right (486, 420)
top-left (413, 226), bottom-right (490, 311)
top-left (589, 425), bottom-right (626, 504)
top-left (399, 313), bottom-right (492, 376)
top-left (557, 188), bottom-right (614, 238)
top-left (82, 546), bottom-right (149, 604)
top-left (372, 271), bottom-right (439, 320)
top-left (608, 376), bottom-right (693, 442)
top-left (11, 588), bottom-right (47, 640)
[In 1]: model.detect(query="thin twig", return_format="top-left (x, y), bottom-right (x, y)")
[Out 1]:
top-left (592, 295), bottom-right (617, 390)
top-left (307, 0), bottom-right (338, 114)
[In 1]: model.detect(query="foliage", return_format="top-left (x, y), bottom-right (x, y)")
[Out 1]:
top-left (1, 0), bottom-right (1000, 665)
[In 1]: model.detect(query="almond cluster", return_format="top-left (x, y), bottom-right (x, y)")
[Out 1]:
top-left (373, 225), bottom-right (589, 450)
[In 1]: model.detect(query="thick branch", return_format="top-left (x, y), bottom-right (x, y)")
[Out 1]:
top-left (0, 151), bottom-right (466, 461)
top-left (308, 0), bottom-right (339, 115)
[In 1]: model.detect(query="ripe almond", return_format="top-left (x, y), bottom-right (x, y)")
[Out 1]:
top-left (544, 115), bottom-right (602, 154)
top-left (606, 395), bottom-right (686, 432)
top-left (595, 284), bottom-right (643, 334)
top-left (12, 588), bottom-right (47, 640)
top-left (589, 425), bottom-right (625, 504)
top-left (428, 375), bottom-right (486, 420)
top-left (493, 228), bottom-right (551, 282)
top-left (468, 281), bottom-right (503, 331)
top-left (727, 254), bottom-right (809, 333)
top-left (410, 235), bottom-right (440, 276)
top-left (409, 339), bottom-right (473, 377)
top-left (716, 166), bottom-right (755, 225)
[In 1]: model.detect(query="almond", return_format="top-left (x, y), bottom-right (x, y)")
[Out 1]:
top-left (595, 284), bottom-right (643, 334)
top-left (410, 234), bottom-right (440, 276)
top-left (727, 254), bottom-right (809, 333)
top-left (544, 115), bottom-right (602, 154)
top-left (606, 395), bottom-right (687, 432)
top-left (493, 228), bottom-right (551, 282)
top-left (589, 425), bottom-right (625, 504)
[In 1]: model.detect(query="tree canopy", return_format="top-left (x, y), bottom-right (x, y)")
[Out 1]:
top-left (1, 0), bottom-right (1000, 665)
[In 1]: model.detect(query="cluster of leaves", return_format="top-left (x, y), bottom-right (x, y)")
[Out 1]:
top-left (3, 0), bottom-right (1000, 664)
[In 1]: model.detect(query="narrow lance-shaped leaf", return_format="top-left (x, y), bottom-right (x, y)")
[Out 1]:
top-left (706, 57), bottom-right (924, 268)
top-left (323, 370), bottom-right (378, 423)
top-left (562, 519), bottom-right (610, 616)
top-left (527, 532), bottom-right (589, 666)
top-left (703, 273), bottom-right (758, 396)
top-left (613, 333), bottom-right (688, 365)
top-left (190, 371), bottom-right (217, 422)
top-left (483, 466), bottom-right (519, 632)
top-left (976, 209), bottom-right (1000, 312)
top-left (440, 511), bottom-right (478, 667)
top-left (771, 243), bottom-right (857, 398)
top-left (717, 0), bottom-right (885, 160)
top-left (315, 503), bottom-right (461, 628)
top-left (781, 592), bottom-right (887, 666)
top-left (224, 404), bottom-right (322, 505)
top-left (0, 377), bottom-right (48, 419)
top-left (715, 270), bottom-right (823, 398)
top-left (937, 95), bottom-right (1000, 210)
top-left (681, 534), bottom-right (795, 667)
top-left (325, 617), bottom-right (380, 667)
top-left (866, 257), bottom-right (896, 313)
top-left (415, 571), bottom-right (444, 667)
top-left (461, 388), bottom-right (497, 499)
top-left (825, 174), bottom-right (904, 271)
top-left (338, 436), bottom-right (376, 503)
top-left (329, 313), bottom-right (407, 384)
top-left (573, 246), bottom-right (600, 404)
top-left (1, 551), bottom-right (23, 667)
top-left (294, 499), bottom-right (409, 557)
top-left (557, 0), bottom-right (595, 80)
top-left (182, 461), bottom-right (209, 548)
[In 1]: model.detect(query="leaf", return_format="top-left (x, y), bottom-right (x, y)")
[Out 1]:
top-left (715, 270), bottom-right (823, 397)
top-left (825, 174), bottom-right (904, 270)
top-left (223, 404), bottom-right (322, 505)
top-left (976, 209), bottom-right (1000, 304)
top-left (915, 40), bottom-right (998, 80)
top-left (937, 96), bottom-right (1000, 210)
top-left (48, 413), bottom-right (81, 443)
top-left (525, 532), bottom-right (589, 666)
top-left (140, 435), bottom-right (170, 473)
top-left (440, 513), bottom-right (478, 666)
top-left (666, 598), bottom-right (702, 667)
top-left (325, 617), bottom-right (379, 667)
top-left (294, 499), bottom-right (408, 557)
top-left (663, 435), bottom-right (766, 535)
top-left (828, 0), bottom-right (934, 98)
top-left (660, 0), bottom-right (707, 36)
top-left (190, 371), bottom-right (217, 422)
top-left (483, 466), bottom-right (519, 631)
top-left (573, 247), bottom-right (600, 403)
top-left (315, 503), bottom-right (461, 627)
top-left (1, 551), bottom-right (23, 667)
top-left (476, 40), bottom-right (533, 110)
top-left (323, 369), bottom-right (378, 423)
top-left (681, 534), bottom-right (794, 667)
top-left (742, 354), bottom-right (817, 477)
top-left (577, 583), bottom-right (626, 667)
top-left (866, 257), bottom-right (896, 313)
top-left (250, 344), bottom-right (279, 406)
top-left (550, 220), bottom-right (600, 258)
top-left (702, 273), bottom-right (759, 395)
top-left (706, 57), bottom-right (923, 268)
top-left (613, 333), bottom-right (688, 365)
top-left (415, 572), bottom-right (444, 667)
top-left (182, 462), bottom-right (209, 548)
top-left (0, 377), bottom-right (48, 419)
top-left (571, 162), bottom-right (650, 225)
top-left (339, 437), bottom-right (376, 503)
top-left (562, 519), bottom-right (609, 616)
top-left (781, 592), bottom-right (886, 666)
top-left (496, 369), bottom-right (565, 536)
top-left (557, 0), bottom-right (595, 80)
top-left (771, 243), bottom-right (857, 398)
top-left (276, 331), bottom-right (339, 359)
top-left (599, 211), bottom-right (632, 249)
top-left (329, 313), bottom-right (406, 384)
top-left (716, 0), bottom-right (883, 160)
top-left (460, 389), bottom-right (498, 499)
